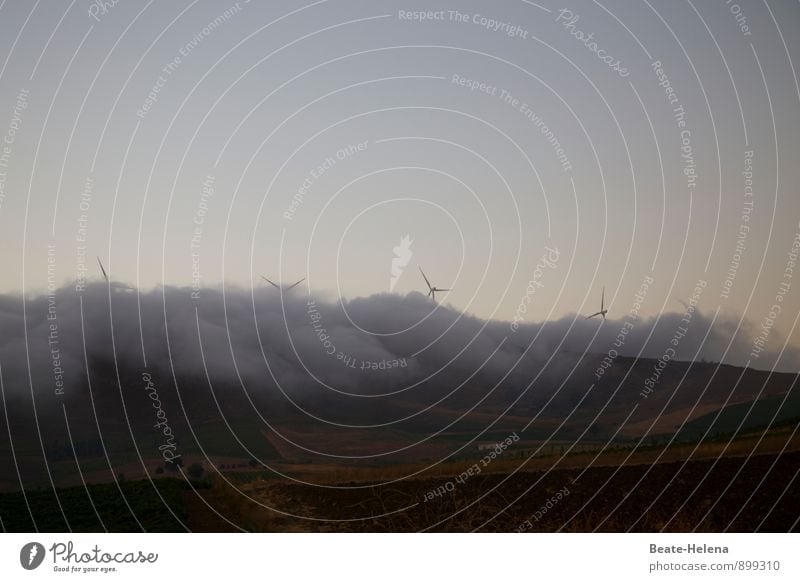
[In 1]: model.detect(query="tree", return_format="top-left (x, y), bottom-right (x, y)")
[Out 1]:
top-left (165, 457), bottom-right (183, 473)
top-left (187, 463), bottom-right (204, 480)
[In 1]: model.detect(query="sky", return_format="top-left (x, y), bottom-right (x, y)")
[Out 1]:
top-left (1, 0), bottom-right (799, 361)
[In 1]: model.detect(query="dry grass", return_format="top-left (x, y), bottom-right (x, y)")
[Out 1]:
top-left (294, 428), bottom-right (800, 486)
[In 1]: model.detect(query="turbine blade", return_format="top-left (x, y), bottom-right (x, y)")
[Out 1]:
top-left (438, 288), bottom-right (450, 292)
top-left (601, 286), bottom-right (605, 311)
top-left (97, 256), bottom-right (109, 283)
top-left (419, 266), bottom-right (432, 290)
top-left (285, 278), bottom-right (305, 291)
top-left (261, 276), bottom-right (280, 289)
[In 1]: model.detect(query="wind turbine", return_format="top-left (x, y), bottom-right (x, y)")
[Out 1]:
top-left (419, 267), bottom-right (450, 302)
top-left (97, 256), bottom-right (109, 283)
top-left (97, 256), bottom-right (134, 291)
top-left (586, 286), bottom-right (608, 320)
top-left (261, 276), bottom-right (305, 294)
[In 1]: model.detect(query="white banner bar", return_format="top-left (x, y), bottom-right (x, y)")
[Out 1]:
top-left (1, 533), bottom-right (796, 581)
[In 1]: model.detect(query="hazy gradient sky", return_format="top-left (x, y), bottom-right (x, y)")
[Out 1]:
top-left (1, 0), bottom-right (799, 351)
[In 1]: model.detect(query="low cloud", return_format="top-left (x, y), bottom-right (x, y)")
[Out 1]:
top-left (0, 283), bottom-right (797, 407)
